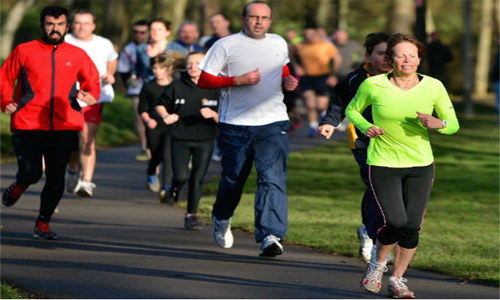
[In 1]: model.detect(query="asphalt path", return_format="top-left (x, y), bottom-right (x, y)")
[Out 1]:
top-left (1, 131), bottom-right (498, 299)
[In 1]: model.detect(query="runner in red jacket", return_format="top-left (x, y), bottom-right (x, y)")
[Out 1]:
top-left (0, 6), bottom-right (100, 240)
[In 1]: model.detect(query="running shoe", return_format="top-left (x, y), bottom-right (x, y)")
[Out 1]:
top-left (212, 216), bottom-right (233, 248)
top-left (66, 170), bottom-right (81, 193)
top-left (159, 186), bottom-right (170, 204)
top-left (361, 263), bottom-right (387, 293)
top-left (147, 175), bottom-right (160, 193)
top-left (164, 187), bottom-right (179, 206)
top-left (259, 234), bottom-right (283, 257)
top-left (358, 225), bottom-right (373, 263)
top-left (184, 214), bottom-right (203, 231)
top-left (33, 221), bottom-right (58, 240)
top-left (76, 180), bottom-right (96, 197)
top-left (135, 149), bottom-right (148, 161)
top-left (388, 277), bottom-right (415, 299)
top-left (2, 181), bottom-right (27, 207)
top-left (307, 127), bottom-right (318, 138)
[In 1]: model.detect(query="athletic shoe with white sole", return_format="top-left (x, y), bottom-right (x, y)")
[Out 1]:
top-left (259, 234), bottom-right (283, 257)
top-left (212, 216), bottom-right (233, 248)
top-left (361, 263), bottom-right (387, 293)
top-left (147, 175), bottom-right (160, 193)
top-left (388, 277), bottom-right (415, 299)
top-left (76, 180), bottom-right (96, 197)
top-left (184, 214), bottom-right (202, 231)
top-left (33, 221), bottom-right (58, 240)
top-left (358, 225), bottom-right (373, 263)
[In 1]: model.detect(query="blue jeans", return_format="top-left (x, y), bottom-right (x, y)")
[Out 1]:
top-left (212, 121), bottom-right (289, 242)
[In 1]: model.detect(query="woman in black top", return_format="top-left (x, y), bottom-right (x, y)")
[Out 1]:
top-left (138, 52), bottom-right (184, 196)
top-left (156, 52), bottom-right (220, 230)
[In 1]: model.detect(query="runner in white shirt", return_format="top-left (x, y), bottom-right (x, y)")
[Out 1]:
top-left (65, 9), bottom-right (118, 197)
top-left (117, 19), bottom-right (150, 161)
top-left (198, 1), bottom-right (298, 257)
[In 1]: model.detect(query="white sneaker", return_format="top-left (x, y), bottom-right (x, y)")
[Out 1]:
top-left (76, 180), bottom-right (96, 197)
top-left (212, 216), bottom-right (233, 249)
top-left (388, 277), bottom-right (415, 299)
top-left (361, 263), bottom-right (387, 293)
top-left (358, 225), bottom-right (373, 263)
top-left (259, 234), bottom-right (283, 257)
top-left (66, 170), bottom-right (81, 193)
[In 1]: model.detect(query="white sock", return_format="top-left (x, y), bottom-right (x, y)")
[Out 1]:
top-left (376, 260), bottom-right (387, 268)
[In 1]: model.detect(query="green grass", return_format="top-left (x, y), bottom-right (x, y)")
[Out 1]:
top-left (0, 282), bottom-right (34, 299)
top-left (196, 105), bottom-right (500, 286)
top-left (0, 92), bottom-right (138, 163)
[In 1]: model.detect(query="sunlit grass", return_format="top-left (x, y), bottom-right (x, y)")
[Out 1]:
top-left (198, 107), bottom-right (499, 286)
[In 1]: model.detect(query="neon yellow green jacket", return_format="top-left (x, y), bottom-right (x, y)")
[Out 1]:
top-left (346, 73), bottom-right (459, 168)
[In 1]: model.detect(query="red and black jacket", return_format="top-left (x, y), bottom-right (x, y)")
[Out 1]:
top-left (1, 38), bottom-right (100, 131)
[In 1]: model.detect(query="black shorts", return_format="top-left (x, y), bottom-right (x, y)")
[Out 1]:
top-left (299, 74), bottom-right (330, 96)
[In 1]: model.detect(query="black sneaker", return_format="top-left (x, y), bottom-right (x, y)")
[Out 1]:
top-left (165, 187), bottom-right (179, 206)
top-left (33, 222), bottom-right (58, 240)
top-left (2, 181), bottom-right (27, 207)
top-left (184, 214), bottom-right (202, 231)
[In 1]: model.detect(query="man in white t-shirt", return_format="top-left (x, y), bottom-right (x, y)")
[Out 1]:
top-left (198, 0), bottom-right (298, 257)
top-left (65, 9), bottom-right (118, 197)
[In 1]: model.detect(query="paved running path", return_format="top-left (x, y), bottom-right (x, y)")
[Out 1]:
top-left (1, 133), bottom-right (498, 299)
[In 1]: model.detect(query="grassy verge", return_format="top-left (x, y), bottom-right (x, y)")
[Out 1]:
top-left (0, 92), bottom-right (137, 164)
top-left (0, 281), bottom-right (36, 299)
top-left (197, 104), bottom-right (499, 286)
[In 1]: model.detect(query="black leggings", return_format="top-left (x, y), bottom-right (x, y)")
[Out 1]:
top-left (369, 163), bottom-right (434, 249)
top-left (12, 130), bottom-right (79, 223)
top-left (171, 139), bottom-right (214, 214)
top-left (146, 128), bottom-right (172, 187)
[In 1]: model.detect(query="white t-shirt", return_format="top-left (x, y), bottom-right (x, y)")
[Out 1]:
top-left (198, 31), bottom-right (289, 126)
top-left (117, 41), bottom-right (144, 96)
top-left (65, 34), bottom-right (118, 105)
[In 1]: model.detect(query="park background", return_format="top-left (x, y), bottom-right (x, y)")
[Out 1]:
top-left (0, 0), bottom-right (499, 297)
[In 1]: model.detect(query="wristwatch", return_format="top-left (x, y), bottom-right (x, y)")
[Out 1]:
top-left (441, 120), bottom-right (448, 127)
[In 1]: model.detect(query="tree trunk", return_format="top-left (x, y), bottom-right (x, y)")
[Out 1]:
top-left (1, 0), bottom-right (35, 60)
top-left (315, 0), bottom-right (331, 29)
top-left (463, 0), bottom-right (474, 117)
top-left (171, 0), bottom-right (188, 38)
top-left (337, 0), bottom-right (348, 30)
top-left (390, 0), bottom-right (414, 34)
top-left (102, 0), bottom-right (129, 49)
top-left (474, 0), bottom-right (493, 97)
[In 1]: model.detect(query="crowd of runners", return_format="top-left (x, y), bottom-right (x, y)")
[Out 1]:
top-left (1, 1), bottom-right (460, 298)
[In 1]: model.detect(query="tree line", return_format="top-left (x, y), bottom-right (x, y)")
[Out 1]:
top-left (1, 0), bottom-right (499, 97)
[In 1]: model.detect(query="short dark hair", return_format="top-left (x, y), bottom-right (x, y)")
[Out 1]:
top-left (364, 32), bottom-right (391, 55)
top-left (303, 23), bottom-right (318, 30)
top-left (242, 1), bottom-right (270, 18)
top-left (210, 12), bottom-right (230, 21)
top-left (40, 6), bottom-right (68, 26)
top-left (70, 9), bottom-right (96, 24)
top-left (186, 51), bottom-right (204, 60)
top-left (148, 17), bottom-right (172, 31)
top-left (385, 33), bottom-right (426, 62)
top-left (133, 19), bottom-right (149, 27)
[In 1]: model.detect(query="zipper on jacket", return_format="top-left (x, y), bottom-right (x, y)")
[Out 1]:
top-left (49, 45), bottom-right (57, 131)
